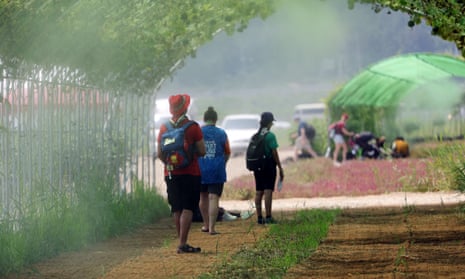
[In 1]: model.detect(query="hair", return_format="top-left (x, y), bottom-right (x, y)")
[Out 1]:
top-left (260, 119), bottom-right (273, 128)
top-left (203, 106), bottom-right (218, 123)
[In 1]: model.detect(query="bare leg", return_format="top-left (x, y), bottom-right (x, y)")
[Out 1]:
top-left (179, 209), bottom-right (193, 247)
top-left (342, 142), bottom-right (348, 164)
top-left (333, 144), bottom-right (341, 163)
top-left (264, 189), bottom-right (273, 217)
top-left (199, 191), bottom-right (209, 231)
top-left (173, 211), bottom-right (181, 238)
top-left (208, 193), bottom-right (219, 233)
top-left (255, 190), bottom-right (264, 218)
top-left (293, 137), bottom-right (301, 161)
top-left (293, 145), bottom-right (299, 161)
top-left (304, 145), bottom-right (318, 158)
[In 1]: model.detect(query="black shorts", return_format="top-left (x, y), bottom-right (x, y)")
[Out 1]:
top-left (253, 167), bottom-right (277, 191)
top-left (200, 183), bottom-right (224, 196)
top-left (165, 175), bottom-right (201, 213)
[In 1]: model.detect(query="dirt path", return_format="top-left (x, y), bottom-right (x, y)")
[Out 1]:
top-left (285, 205), bottom-right (465, 278)
top-left (6, 201), bottom-right (465, 279)
top-left (6, 213), bottom-right (270, 279)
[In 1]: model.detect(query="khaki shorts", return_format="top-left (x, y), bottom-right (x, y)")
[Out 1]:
top-left (333, 134), bottom-right (345, 144)
top-left (295, 136), bottom-right (311, 150)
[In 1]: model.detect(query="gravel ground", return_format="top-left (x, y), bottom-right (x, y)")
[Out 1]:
top-left (221, 192), bottom-right (465, 212)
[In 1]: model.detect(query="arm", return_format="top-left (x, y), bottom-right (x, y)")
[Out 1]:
top-left (157, 144), bottom-right (164, 162)
top-left (290, 131), bottom-right (298, 139)
top-left (272, 148), bottom-right (284, 181)
top-left (196, 139), bottom-right (206, 157)
top-left (342, 127), bottom-right (354, 137)
top-left (299, 127), bottom-right (308, 141)
top-left (224, 139), bottom-right (231, 164)
top-left (157, 125), bottom-right (166, 162)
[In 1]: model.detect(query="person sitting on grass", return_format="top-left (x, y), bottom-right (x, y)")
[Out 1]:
top-left (391, 136), bottom-right (409, 158)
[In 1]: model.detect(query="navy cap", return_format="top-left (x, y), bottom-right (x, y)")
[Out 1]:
top-left (261, 112), bottom-right (275, 125)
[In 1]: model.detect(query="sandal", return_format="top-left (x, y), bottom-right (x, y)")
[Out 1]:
top-left (201, 227), bottom-right (209, 233)
top-left (177, 244), bottom-right (201, 254)
top-left (209, 231), bottom-right (220, 235)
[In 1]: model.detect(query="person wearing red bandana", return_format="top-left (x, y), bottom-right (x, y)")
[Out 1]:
top-left (157, 94), bottom-right (206, 254)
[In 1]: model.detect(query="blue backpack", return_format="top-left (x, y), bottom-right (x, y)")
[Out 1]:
top-left (160, 120), bottom-right (195, 171)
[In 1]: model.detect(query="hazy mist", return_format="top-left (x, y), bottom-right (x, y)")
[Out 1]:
top-left (156, 0), bottom-right (459, 121)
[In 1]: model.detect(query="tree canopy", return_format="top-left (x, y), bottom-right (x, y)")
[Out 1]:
top-left (0, 0), bottom-right (274, 93)
top-left (351, 0), bottom-right (465, 55)
top-left (0, 0), bottom-right (463, 94)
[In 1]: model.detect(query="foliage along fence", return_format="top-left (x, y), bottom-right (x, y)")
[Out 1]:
top-left (0, 69), bottom-right (157, 224)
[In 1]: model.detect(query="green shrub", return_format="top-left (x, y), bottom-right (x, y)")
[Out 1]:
top-left (200, 209), bottom-right (339, 279)
top-left (0, 178), bottom-right (170, 276)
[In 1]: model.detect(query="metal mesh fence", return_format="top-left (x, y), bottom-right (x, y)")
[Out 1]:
top-left (0, 73), bottom-right (156, 221)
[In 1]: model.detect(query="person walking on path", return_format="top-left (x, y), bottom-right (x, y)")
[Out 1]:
top-left (253, 112), bottom-right (284, 224)
top-left (198, 106), bottom-right (231, 235)
top-left (292, 116), bottom-right (318, 161)
top-left (157, 94), bottom-right (206, 253)
top-left (329, 113), bottom-right (355, 167)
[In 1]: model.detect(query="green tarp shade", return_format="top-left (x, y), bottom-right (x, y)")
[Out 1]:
top-left (330, 53), bottom-right (465, 108)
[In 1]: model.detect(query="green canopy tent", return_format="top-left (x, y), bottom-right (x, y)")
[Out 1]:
top-left (330, 53), bottom-right (465, 108)
top-left (328, 53), bottom-right (465, 138)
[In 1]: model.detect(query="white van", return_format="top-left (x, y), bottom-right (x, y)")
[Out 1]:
top-left (293, 103), bottom-right (326, 120)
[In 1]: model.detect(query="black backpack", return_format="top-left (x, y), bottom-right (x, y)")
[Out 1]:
top-left (305, 124), bottom-right (316, 140)
top-left (160, 120), bottom-right (195, 171)
top-left (246, 130), bottom-right (268, 171)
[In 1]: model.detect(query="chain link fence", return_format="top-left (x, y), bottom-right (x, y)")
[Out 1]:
top-left (0, 72), bottom-right (157, 221)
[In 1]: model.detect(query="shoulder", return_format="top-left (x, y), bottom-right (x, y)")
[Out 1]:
top-left (184, 120), bottom-right (202, 133)
top-left (201, 124), bottom-right (211, 132)
top-left (217, 127), bottom-right (228, 137)
top-left (183, 119), bottom-right (199, 128)
top-left (265, 131), bottom-right (277, 140)
top-left (159, 122), bottom-right (170, 134)
top-left (203, 125), bottom-right (224, 133)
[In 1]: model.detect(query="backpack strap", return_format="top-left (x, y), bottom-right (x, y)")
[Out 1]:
top-left (172, 120), bottom-right (194, 129)
top-left (261, 129), bottom-right (270, 158)
top-left (164, 120), bottom-right (174, 130)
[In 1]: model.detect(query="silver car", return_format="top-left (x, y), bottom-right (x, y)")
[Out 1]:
top-left (221, 114), bottom-right (260, 156)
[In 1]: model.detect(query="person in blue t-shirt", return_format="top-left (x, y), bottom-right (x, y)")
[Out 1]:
top-left (198, 106), bottom-right (231, 235)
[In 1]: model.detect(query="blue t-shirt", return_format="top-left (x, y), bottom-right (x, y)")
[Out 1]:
top-left (198, 125), bottom-right (228, 184)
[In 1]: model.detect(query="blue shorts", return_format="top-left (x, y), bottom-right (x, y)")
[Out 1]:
top-left (165, 175), bottom-right (201, 212)
top-left (200, 183), bottom-right (224, 196)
